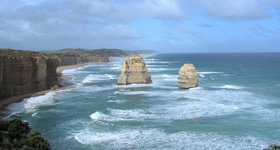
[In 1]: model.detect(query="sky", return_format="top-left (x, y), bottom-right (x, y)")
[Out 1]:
top-left (0, 0), bottom-right (280, 52)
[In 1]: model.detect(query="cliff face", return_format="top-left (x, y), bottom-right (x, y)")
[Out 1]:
top-left (177, 64), bottom-right (198, 89)
top-left (117, 55), bottom-right (152, 85)
top-left (0, 49), bottom-right (110, 100)
top-left (0, 50), bottom-right (60, 99)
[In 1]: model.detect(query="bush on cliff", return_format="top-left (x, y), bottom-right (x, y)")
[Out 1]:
top-left (0, 118), bottom-right (50, 150)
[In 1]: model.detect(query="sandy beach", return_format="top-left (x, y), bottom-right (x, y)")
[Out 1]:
top-left (0, 89), bottom-right (52, 116)
top-left (56, 63), bottom-right (89, 73)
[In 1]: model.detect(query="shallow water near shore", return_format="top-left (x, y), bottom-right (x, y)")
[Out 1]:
top-left (4, 53), bottom-right (280, 149)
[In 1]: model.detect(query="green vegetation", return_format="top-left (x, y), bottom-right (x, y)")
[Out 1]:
top-left (264, 145), bottom-right (280, 150)
top-left (0, 118), bottom-right (50, 150)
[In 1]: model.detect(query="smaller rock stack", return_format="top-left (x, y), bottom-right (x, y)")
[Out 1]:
top-left (117, 55), bottom-right (152, 85)
top-left (177, 64), bottom-right (198, 89)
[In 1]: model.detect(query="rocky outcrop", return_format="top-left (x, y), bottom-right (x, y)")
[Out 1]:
top-left (117, 55), bottom-right (152, 85)
top-left (0, 49), bottom-right (60, 99)
top-left (177, 64), bottom-right (198, 89)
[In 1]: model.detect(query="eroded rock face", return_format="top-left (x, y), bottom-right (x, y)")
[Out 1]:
top-left (117, 55), bottom-right (152, 85)
top-left (0, 50), bottom-right (59, 99)
top-left (177, 64), bottom-right (198, 89)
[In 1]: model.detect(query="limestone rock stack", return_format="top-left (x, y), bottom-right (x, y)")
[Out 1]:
top-left (177, 64), bottom-right (198, 89)
top-left (117, 55), bottom-right (152, 85)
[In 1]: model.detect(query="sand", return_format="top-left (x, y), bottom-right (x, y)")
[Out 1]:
top-left (56, 62), bottom-right (96, 73)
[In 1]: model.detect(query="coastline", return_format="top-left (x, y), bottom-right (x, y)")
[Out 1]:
top-left (0, 63), bottom-right (95, 117)
top-left (56, 63), bottom-right (89, 73)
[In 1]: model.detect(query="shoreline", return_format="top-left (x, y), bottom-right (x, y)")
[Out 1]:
top-left (0, 63), bottom-right (96, 117)
top-left (0, 89), bottom-right (52, 117)
top-left (56, 63), bottom-right (89, 73)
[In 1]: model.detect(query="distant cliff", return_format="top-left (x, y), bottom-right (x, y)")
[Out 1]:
top-left (53, 49), bottom-right (109, 66)
top-left (60, 48), bottom-right (159, 57)
top-left (0, 49), bottom-right (59, 99)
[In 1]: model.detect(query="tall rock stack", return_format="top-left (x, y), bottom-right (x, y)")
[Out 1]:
top-left (177, 64), bottom-right (198, 89)
top-left (117, 55), bottom-right (152, 85)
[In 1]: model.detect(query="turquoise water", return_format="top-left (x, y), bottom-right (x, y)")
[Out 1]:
top-left (5, 53), bottom-right (280, 149)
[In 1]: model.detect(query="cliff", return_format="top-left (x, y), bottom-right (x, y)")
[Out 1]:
top-left (0, 49), bottom-right (110, 103)
top-left (91, 48), bottom-right (129, 57)
top-left (117, 55), bottom-right (152, 85)
top-left (60, 48), bottom-right (159, 57)
top-left (177, 64), bottom-right (198, 89)
top-left (54, 49), bottom-right (109, 66)
top-left (0, 49), bottom-right (60, 99)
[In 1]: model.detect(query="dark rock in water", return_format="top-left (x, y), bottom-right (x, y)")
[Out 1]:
top-left (264, 145), bottom-right (280, 150)
top-left (177, 64), bottom-right (198, 89)
top-left (117, 55), bottom-right (152, 85)
top-left (0, 118), bottom-right (50, 150)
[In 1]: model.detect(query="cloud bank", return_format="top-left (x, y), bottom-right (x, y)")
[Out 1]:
top-left (0, 0), bottom-right (279, 52)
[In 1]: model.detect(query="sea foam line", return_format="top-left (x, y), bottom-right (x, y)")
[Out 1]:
top-left (5, 92), bottom-right (57, 116)
top-left (74, 128), bottom-right (268, 149)
top-left (198, 71), bottom-right (223, 78)
top-left (213, 85), bottom-right (245, 90)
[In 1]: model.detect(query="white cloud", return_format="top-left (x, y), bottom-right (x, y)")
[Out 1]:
top-left (192, 0), bottom-right (267, 20)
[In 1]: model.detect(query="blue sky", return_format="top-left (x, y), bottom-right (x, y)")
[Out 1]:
top-left (0, 0), bottom-right (279, 52)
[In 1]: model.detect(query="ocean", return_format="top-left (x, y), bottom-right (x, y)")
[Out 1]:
top-left (4, 53), bottom-right (280, 149)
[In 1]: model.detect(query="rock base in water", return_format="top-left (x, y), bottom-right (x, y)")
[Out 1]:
top-left (177, 64), bottom-right (198, 89)
top-left (117, 55), bottom-right (152, 85)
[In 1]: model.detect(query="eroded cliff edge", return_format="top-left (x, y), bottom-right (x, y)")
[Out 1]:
top-left (0, 49), bottom-right (109, 107)
top-left (0, 50), bottom-right (60, 99)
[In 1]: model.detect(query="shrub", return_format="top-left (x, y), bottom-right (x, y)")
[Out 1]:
top-left (0, 118), bottom-right (50, 150)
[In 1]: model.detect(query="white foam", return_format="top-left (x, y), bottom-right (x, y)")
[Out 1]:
top-left (107, 99), bottom-right (126, 103)
top-left (90, 109), bottom-right (155, 122)
top-left (110, 66), bottom-right (121, 70)
top-left (114, 90), bottom-right (150, 95)
top-left (134, 89), bottom-right (260, 120)
top-left (108, 108), bottom-right (153, 120)
top-left (188, 87), bottom-right (203, 90)
top-left (6, 92), bottom-right (56, 115)
top-left (74, 128), bottom-right (267, 149)
top-left (148, 68), bottom-right (176, 72)
top-left (75, 86), bottom-right (114, 92)
top-left (198, 71), bottom-right (223, 78)
top-left (91, 89), bottom-right (254, 122)
top-left (215, 85), bottom-right (245, 90)
top-left (146, 64), bottom-right (169, 69)
top-left (82, 74), bottom-right (117, 83)
top-left (161, 74), bottom-right (177, 81)
top-left (62, 66), bottom-right (89, 75)
top-left (145, 60), bottom-right (171, 64)
top-left (115, 84), bottom-right (151, 88)
top-left (90, 111), bottom-right (108, 121)
top-left (31, 112), bottom-right (38, 117)
top-left (105, 74), bottom-right (117, 79)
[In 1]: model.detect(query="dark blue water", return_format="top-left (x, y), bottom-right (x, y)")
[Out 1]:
top-left (5, 53), bottom-right (280, 149)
